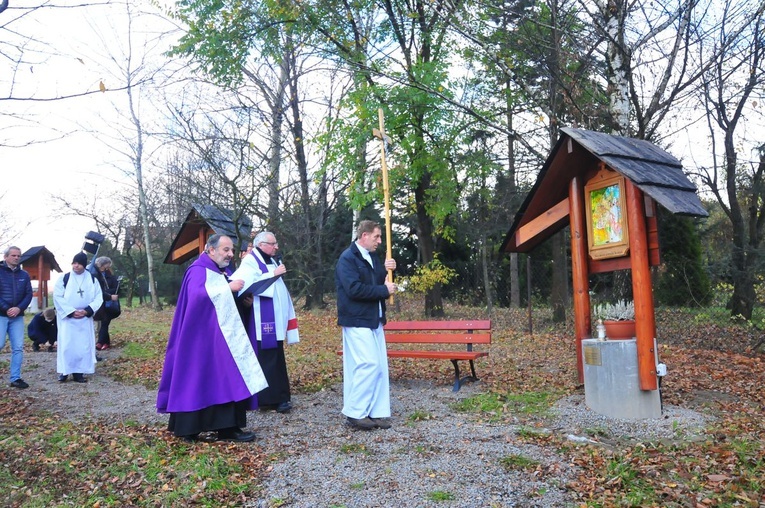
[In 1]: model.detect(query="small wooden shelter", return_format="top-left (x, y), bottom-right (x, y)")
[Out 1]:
top-left (20, 246), bottom-right (62, 311)
top-left (164, 204), bottom-right (253, 265)
top-left (501, 128), bottom-right (707, 392)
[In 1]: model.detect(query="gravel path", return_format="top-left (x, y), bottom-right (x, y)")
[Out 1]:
top-left (4, 348), bottom-right (711, 507)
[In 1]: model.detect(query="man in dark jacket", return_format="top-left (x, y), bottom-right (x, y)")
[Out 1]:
top-left (28, 308), bottom-right (57, 352)
top-left (335, 220), bottom-right (397, 430)
top-left (0, 246), bottom-right (33, 388)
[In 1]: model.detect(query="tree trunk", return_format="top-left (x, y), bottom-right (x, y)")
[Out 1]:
top-left (126, 78), bottom-right (161, 311)
top-left (551, 231), bottom-right (568, 322)
top-left (266, 55), bottom-right (288, 225)
top-left (505, 79), bottom-right (520, 308)
top-left (415, 174), bottom-right (444, 317)
top-left (603, 0), bottom-right (631, 134)
top-left (482, 234), bottom-right (493, 313)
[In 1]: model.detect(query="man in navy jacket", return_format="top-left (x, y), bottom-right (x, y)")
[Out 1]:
top-left (335, 220), bottom-right (397, 430)
top-left (28, 308), bottom-right (57, 352)
top-left (0, 246), bottom-right (33, 388)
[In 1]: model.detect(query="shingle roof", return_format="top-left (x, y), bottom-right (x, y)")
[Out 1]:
top-left (563, 128), bottom-right (707, 216)
top-left (501, 128), bottom-right (707, 253)
top-left (163, 204), bottom-right (253, 265)
top-left (20, 246), bottom-right (63, 272)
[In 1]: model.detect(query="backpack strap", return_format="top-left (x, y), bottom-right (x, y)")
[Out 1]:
top-left (62, 272), bottom-right (96, 288)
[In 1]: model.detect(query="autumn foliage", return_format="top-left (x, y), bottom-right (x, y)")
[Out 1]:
top-left (1, 297), bottom-right (763, 506)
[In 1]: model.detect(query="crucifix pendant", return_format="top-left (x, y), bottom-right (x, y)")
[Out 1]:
top-left (77, 288), bottom-right (84, 297)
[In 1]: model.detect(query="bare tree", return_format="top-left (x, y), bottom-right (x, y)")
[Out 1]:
top-left (80, 1), bottom-right (183, 310)
top-left (694, 0), bottom-right (765, 319)
top-left (584, 0), bottom-right (712, 140)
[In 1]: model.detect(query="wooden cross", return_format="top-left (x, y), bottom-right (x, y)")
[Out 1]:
top-left (372, 108), bottom-right (394, 303)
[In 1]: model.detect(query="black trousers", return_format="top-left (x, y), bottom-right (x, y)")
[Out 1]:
top-left (97, 318), bottom-right (111, 345)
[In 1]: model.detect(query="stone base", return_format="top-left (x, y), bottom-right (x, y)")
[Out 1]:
top-left (582, 338), bottom-right (661, 419)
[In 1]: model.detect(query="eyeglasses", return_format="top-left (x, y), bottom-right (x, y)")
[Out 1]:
top-left (261, 241), bottom-right (278, 246)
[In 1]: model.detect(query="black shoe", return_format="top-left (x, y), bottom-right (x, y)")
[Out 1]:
top-left (181, 434), bottom-right (200, 443)
top-left (346, 416), bottom-right (377, 430)
top-left (276, 401), bottom-right (292, 414)
top-left (72, 374), bottom-right (87, 383)
top-left (370, 417), bottom-right (392, 429)
top-left (217, 428), bottom-right (256, 442)
top-left (32, 343), bottom-right (40, 352)
top-left (10, 379), bottom-right (29, 389)
top-left (58, 374), bottom-right (68, 383)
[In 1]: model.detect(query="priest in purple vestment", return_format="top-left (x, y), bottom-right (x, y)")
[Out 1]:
top-left (157, 234), bottom-right (268, 442)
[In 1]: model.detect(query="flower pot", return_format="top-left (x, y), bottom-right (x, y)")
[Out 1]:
top-left (603, 320), bottom-right (635, 340)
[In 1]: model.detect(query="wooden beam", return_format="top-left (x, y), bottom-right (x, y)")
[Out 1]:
top-left (198, 228), bottom-right (208, 255)
top-left (37, 255), bottom-right (44, 310)
top-left (168, 239), bottom-right (200, 262)
top-left (625, 180), bottom-right (658, 391)
top-left (568, 178), bottom-right (590, 384)
top-left (515, 198), bottom-right (570, 248)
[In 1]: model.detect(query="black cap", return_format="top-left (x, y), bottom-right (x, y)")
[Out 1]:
top-left (72, 252), bottom-right (88, 266)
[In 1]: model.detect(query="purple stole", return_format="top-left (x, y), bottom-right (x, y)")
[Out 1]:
top-left (250, 252), bottom-right (278, 350)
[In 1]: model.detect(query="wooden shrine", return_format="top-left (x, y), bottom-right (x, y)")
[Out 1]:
top-left (501, 128), bottom-right (707, 392)
top-left (164, 204), bottom-right (252, 265)
top-left (20, 246), bottom-right (62, 311)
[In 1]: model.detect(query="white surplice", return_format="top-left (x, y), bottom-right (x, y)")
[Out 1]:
top-left (54, 270), bottom-right (103, 375)
top-left (230, 250), bottom-right (300, 344)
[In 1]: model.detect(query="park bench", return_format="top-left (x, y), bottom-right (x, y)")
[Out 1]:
top-left (339, 320), bottom-right (492, 392)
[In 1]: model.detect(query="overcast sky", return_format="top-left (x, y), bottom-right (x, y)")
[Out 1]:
top-left (1, 0), bottom-right (174, 277)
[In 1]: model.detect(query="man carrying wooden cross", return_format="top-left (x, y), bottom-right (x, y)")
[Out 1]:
top-left (335, 220), bottom-right (397, 430)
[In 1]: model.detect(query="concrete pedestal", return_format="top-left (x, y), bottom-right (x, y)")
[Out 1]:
top-left (582, 338), bottom-right (661, 419)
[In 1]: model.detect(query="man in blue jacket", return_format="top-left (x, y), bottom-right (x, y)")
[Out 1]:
top-left (0, 246), bottom-right (33, 388)
top-left (28, 308), bottom-right (57, 352)
top-left (335, 220), bottom-right (397, 430)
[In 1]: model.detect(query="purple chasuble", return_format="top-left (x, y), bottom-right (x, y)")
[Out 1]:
top-left (156, 254), bottom-right (261, 413)
top-left (247, 251), bottom-right (278, 350)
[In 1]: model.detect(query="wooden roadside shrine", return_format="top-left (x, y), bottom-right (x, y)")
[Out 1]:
top-left (20, 246), bottom-right (62, 311)
top-left (164, 204), bottom-right (252, 265)
top-left (501, 128), bottom-right (707, 392)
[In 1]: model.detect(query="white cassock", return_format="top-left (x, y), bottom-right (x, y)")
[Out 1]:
top-left (54, 271), bottom-right (103, 375)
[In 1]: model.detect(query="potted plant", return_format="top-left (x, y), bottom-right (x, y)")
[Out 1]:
top-left (593, 299), bottom-right (636, 339)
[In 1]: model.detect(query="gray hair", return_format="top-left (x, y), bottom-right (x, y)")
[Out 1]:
top-left (3, 246), bottom-right (21, 257)
top-left (205, 234), bottom-right (229, 250)
top-left (94, 256), bottom-right (112, 268)
top-left (253, 231), bottom-right (276, 246)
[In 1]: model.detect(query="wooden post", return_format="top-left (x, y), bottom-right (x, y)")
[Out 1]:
top-left (374, 108), bottom-right (394, 300)
top-left (37, 255), bottom-right (44, 310)
top-left (625, 180), bottom-right (658, 391)
top-left (569, 176), bottom-right (591, 384)
top-left (198, 228), bottom-right (208, 256)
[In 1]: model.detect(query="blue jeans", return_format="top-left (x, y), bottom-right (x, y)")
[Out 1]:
top-left (0, 315), bottom-right (25, 382)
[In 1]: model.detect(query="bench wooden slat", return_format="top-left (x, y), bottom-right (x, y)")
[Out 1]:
top-left (387, 350), bottom-right (489, 360)
top-left (384, 320), bottom-right (491, 331)
top-left (384, 332), bottom-right (491, 345)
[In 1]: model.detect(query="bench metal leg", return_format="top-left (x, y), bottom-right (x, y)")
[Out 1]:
top-left (450, 360), bottom-right (461, 392)
top-left (451, 360), bottom-right (480, 392)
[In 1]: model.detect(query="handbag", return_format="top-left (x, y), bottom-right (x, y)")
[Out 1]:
top-left (104, 299), bottom-right (122, 319)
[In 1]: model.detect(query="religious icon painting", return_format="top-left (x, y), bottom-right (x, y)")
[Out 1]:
top-left (584, 168), bottom-right (630, 260)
